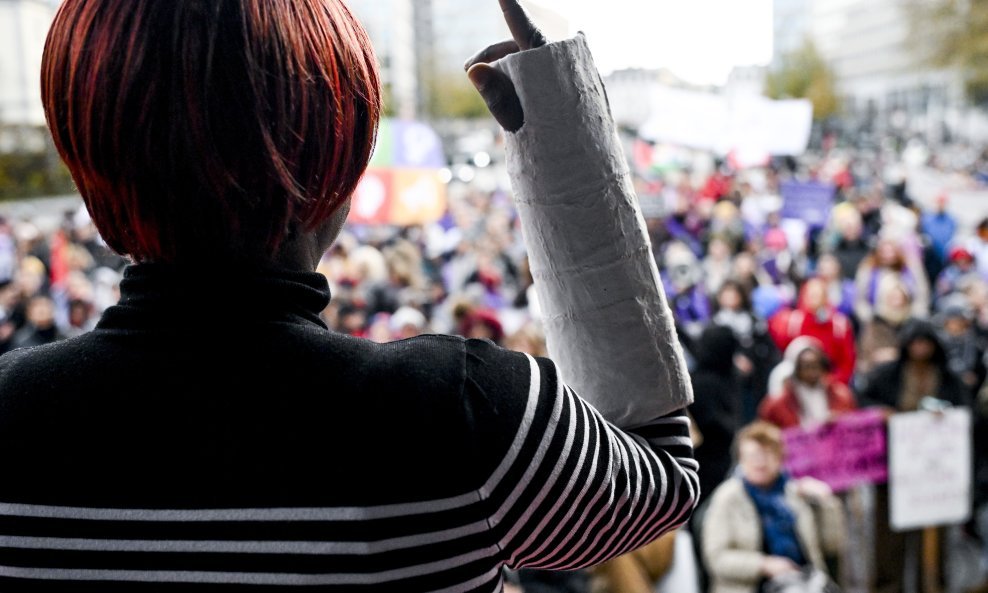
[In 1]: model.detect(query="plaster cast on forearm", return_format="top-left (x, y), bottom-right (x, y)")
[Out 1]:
top-left (495, 34), bottom-right (692, 427)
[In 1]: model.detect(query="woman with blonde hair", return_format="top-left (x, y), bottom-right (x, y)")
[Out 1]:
top-left (703, 422), bottom-right (845, 593)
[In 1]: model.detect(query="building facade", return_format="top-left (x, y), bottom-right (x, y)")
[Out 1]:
top-left (0, 0), bottom-right (55, 128)
top-left (801, 0), bottom-right (984, 142)
top-left (349, 0), bottom-right (420, 119)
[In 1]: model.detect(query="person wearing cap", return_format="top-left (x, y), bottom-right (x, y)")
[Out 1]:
top-left (935, 245), bottom-right (980, 302)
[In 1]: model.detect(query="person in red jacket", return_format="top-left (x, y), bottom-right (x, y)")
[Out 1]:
top-left (768, 278), bottom-right (857, 386)
top-left (759, 341), bottom-right (857, 429)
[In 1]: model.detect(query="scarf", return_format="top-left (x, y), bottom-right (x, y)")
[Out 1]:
top-left (743, 475), bottom-right (806, 566)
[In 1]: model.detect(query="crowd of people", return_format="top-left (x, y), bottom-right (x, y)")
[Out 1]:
top-left (1, 142), bottom-right (987, 593)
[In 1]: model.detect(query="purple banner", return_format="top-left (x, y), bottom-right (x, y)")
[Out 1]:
top-left (783, 409), bottom-right (888, 493)
top-left (780, 181), bottom-right (835, 227)
top-left (391, 121), bottom-right (445, 168)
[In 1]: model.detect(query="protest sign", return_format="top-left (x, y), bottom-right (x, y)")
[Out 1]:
top-left (350, 169), bottom-right (447, 226)
top-left (889, 408), bottom-right (972, 531)
top-left (783, 409), bottom-right (888, 493)
top-left (639, 87), bottom-right (813, 157)
top-left (350, 118), bottom-right (447, 226)
top-left (780, 181), bottom-right (835, 227)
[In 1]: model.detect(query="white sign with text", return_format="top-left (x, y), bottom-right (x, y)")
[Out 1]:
top-left (889, 408), bottom-right (972, 531)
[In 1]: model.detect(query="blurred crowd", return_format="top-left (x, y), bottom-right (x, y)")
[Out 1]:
top-left (1, 143), bottom-right (988, 593)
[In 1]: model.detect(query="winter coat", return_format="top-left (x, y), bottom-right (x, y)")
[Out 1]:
top-left (702, 478), bottom-right (845, 593)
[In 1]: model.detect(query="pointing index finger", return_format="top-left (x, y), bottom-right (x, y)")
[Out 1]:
top-left (497, 0), bottom-right (548, 50)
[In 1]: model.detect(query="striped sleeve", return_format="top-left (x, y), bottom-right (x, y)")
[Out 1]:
top-left (463, 340), bottom-right (699, 571)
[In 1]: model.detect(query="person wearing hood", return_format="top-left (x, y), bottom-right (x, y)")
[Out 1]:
top-left (856, 320), bottom-right (970, 593)
top-left (758, 342), bottom-right (856, 429)
top-left (689, 325), bottom-right (743, 505)
top-left (857, 320), bottom-right (969, 412)
top-left (768, 278), bottom-right (857, 386)
top-left (766, 336), bottom-right (826, 399)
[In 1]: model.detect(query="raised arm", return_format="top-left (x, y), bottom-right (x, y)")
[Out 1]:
top-left (463, 1), bottom-right (698, 568)
top-left (466, 1), bottom-right (693, 428)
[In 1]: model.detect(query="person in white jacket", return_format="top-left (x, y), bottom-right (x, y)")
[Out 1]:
top-left (702, 422), bottom-right (845, 593)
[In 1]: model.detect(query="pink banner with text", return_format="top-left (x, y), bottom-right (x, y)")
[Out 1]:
top-left (783, 409), bottom-right (888, 493)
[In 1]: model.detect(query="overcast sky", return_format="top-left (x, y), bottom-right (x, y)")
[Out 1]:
top-left (531, 0), bottom-right (774, 84)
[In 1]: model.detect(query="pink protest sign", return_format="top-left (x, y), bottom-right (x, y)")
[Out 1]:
top-left (783, 409), bottom-right (888, 493)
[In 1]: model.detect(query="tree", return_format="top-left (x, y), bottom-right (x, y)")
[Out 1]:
top-left (908, 0), bottom-right (988, 106)
top-left (0, 123), bottom-right (76, 201)
top-left (423, 71), bottom-right (489, 120)
top-left (764, 40), bottom-right (841, 121)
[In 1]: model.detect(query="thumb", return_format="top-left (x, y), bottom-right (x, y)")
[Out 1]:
top-left (467, 63), bottom-right (524, 133)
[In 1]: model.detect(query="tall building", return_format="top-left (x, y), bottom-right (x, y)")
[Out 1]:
top-left (411, 0), bottom-right (435, 118)
top-left (0, 0), bottom-right (55, 128)
top-left (807, 0), bottom-right (973, 140)
top-left (348, 0), bottom-right (419, 119)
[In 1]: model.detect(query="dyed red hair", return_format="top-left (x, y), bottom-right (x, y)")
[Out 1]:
top-left (42, 0), bottom-right (381, 263)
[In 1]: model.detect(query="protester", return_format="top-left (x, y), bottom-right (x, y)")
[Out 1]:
top-left (854, 237), bottom-right (930, 323)
top-left (0, 1), bottom-right (699, 591)
top-left (815, 253), bottom-right (856, 319)
top-left (702, 422), bottom-right (845, 593)
top-left (935, 246), bottom-right (980, 302)
top-left (759, 343), bottom-right (856, 429)
top-left (856, 275), bottom-right (915, 376)
top-left (768, 278), bottom-right (857, 386)
top-left (935, 296), bottom-right (986, 392)
top-left (689, 325), bottom-right (743, 505)
top-left (856, 320), bottom-right (970, 593)
top-left (857, 319), bottom-right (969, 412)
top-left (712, 280), bottom-right (781, 422)
top-left (0, 3), bottom-right (984, 589)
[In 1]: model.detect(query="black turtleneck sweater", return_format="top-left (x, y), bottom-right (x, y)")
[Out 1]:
top-left (0, 263), bottom-right (697, 592)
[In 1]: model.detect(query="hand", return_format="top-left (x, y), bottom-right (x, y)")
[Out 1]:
top-left (796, 477), bottom-right (832, 502)
top-left (761, 556), bottom-right (800, 578)
top-left (463, 0), bottom-right (549, 132)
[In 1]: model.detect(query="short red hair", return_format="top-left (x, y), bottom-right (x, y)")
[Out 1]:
top-left (42, 0), bottom-right (381, 263)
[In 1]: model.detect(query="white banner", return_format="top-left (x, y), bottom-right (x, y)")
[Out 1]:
top-left (889, 408), bottom-right (972, 531)
top-left (638, 87), bottom-right (813, 156)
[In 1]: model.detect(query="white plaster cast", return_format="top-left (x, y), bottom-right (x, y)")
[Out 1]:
top-left (495, 34), bottom-right (693, 427)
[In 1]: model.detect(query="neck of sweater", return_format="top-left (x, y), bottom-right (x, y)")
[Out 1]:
top-left (96, 262), bottom-right (331, 332)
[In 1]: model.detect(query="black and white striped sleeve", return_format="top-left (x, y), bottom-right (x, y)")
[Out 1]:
top-left (463, 339), bottom-right (699, 572)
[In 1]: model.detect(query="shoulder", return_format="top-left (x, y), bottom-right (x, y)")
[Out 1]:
top-left (867, 361), bottom-right (899, 382)
top-left (373, 335), bottom-right (553, 479)
top-left (707, 477), bottom-right (748, 511)
top-left (359, 334), bottom-right (538, 401)
top-left (359, 333), bottom-right (468, 394)
top-left (759, 386), bottom-right (794, 415)
top-left (0, 334), bottom-right (99, 392)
